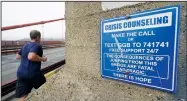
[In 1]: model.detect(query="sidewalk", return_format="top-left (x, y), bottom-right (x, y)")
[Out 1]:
top-left (25, 65), bottom-right (150, 101)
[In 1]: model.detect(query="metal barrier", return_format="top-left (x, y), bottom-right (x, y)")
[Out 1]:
top-left (1, 41), bottom-right (63, 48)
top-left (1, 44), bottom-right (63, 55)
top-left (1, 60), bottom-right (65, 97)
top-left (1, 18), bottom-right (64, 31)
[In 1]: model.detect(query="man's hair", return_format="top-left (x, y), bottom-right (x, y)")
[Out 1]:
top-left (30, 30), bottom-right (41, 40)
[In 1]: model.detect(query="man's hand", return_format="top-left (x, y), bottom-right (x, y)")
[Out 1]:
top-left (16, 53), bottom-right (21, 60)
top-left (42, 57), bottom-right (47, 62)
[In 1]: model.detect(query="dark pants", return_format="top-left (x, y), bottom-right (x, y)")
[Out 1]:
top-left (15, 74), bottom-right (46, 98)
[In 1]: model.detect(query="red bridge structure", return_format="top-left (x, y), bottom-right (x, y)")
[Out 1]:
top-left (1, 18), bottom-right (65, 31)
top-left (1, 40), bottom-right (63, 47)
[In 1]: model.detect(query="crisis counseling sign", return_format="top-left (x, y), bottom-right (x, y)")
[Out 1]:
top-left (100, 5), bottom-right (180, 92)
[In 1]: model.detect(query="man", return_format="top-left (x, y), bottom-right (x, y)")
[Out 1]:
top-left (15, 30), bottom-right (47, 101)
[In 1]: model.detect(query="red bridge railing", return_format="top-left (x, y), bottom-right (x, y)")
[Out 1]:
top-left (1, 18), bottom-right (65, 31)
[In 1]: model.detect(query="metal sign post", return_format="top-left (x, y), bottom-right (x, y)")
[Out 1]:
top-left (41, 24), bottom-right (44, 44)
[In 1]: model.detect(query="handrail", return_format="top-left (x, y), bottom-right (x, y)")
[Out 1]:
top-left (1, 45), bottom-right (63, 55)
top-left (1, 18), bottom-right (65, 31)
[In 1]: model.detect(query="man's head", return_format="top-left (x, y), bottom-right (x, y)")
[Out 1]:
top-left (30, 30), bottom-right (41, 42)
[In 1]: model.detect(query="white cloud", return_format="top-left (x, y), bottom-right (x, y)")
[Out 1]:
top-left (2, 2), bottom-right (65, 40)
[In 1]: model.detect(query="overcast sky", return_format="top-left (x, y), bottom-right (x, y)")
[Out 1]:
top-left (2, 2), bottom-right (65, 41)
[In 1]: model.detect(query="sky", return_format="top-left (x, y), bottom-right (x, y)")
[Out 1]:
top-left (2, 2), bottom-right (65, 41)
